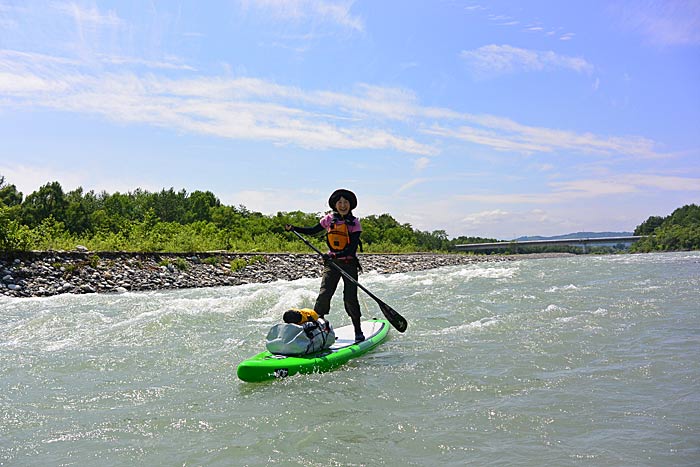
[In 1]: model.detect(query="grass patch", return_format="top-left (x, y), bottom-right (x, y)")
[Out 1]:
top-left (229, 258), bottom-right (247, 272)
top-left (158, 257), bottom-right (190, 271)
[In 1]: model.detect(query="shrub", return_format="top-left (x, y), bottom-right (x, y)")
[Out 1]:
top-left (230, 258), bottom-right (247, 272)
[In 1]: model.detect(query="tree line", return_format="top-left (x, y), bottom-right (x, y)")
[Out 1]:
top-left (0, 176), bottom-right (495, 253)
top-left (3, 176), bottom-right (697, 254)
top-left (631, 204), bottom-right (700, 252)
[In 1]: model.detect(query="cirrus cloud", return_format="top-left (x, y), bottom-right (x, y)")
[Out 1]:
top-left (0, 45), bottom-right (664, 160)
top-left (460, 44), bottom-right (594, 77)
top-left (455, 174), bottom-right (700, 205)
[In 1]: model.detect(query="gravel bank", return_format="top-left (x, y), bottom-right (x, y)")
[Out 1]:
top-left (0, 250), bottom-right (566, 298)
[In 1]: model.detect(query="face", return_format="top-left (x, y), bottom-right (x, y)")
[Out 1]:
top-left (335, 197), bottom-right (351, 215)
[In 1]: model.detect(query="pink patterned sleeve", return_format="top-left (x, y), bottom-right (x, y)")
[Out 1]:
top-left (349, 218), bottom-right (362, 233)
top-left (318, 213), bottom-right (333, 229)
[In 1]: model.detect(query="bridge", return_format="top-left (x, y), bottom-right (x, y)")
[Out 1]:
top-left (454, 236), bottom-right (646, 253)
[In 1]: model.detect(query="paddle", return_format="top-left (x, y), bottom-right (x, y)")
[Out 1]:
top-left (291, 230), bottom-right (408, 333)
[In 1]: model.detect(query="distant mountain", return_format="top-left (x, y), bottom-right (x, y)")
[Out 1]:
top-left (515, 232), bottom-right (634, 241)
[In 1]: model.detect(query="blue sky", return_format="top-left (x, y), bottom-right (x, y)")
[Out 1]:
top-left (1, 0), bottom-right (698, 239)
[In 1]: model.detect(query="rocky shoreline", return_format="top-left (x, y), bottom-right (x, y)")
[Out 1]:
top-left (0, 250), bottom-right (564, 298)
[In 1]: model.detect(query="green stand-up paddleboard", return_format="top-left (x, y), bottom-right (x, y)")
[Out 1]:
top-left (237, 319), bottom-right (390, 382)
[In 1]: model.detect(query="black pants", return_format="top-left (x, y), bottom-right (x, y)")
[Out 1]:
top-left (314, 259), bottom-right (362, 334)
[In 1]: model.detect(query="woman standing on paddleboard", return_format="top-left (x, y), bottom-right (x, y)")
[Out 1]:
top-left (285, 189), bottom-right (365, 342)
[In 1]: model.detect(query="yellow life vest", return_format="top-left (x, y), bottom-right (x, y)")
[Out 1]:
top-left (327, 221), bottom-right (350, 252)
top-left (283, 308), bottom-right (319, 324)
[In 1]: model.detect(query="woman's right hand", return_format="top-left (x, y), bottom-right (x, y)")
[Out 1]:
top-left (284, 224), bottom-right (295, 231)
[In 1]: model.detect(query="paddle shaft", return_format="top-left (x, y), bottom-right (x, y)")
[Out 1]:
top-left (293, 231), bottom-right (378, 299)
top-left (291, 230), bottom-right (407, 332)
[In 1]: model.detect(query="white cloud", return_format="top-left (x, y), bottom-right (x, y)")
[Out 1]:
top-left (454, 174), bottom-right (700, 206)
top-left (549, 178), bottom-right (639, 196)
top-left (0, 164), bottom-right (86, 196)
top-left (620, 174), bottom-right (700, 191)
top-left (0, 59), bottom-right (434, 155)
top-left (0, 163), bottom-right (163, 197)
top-left (0, 71), bottom-right (67, 93)
top-left (224, 188), bottom-right (327, 214)
top-left (456, 193), bottom-right (558, 205)
top-left (422, 118), bottom-right (659, 158)
top-left (550, 174), bottom-right (700, 196)
top-left (460, 44), bottom-right (594, 76)
top-left (461, 209), bottom-right (511, 225)
top-left (237, 0), bottom-right (363, 32)
top-left (0, 48), bottom-right (664, 160)
top-left (389, 194), bottom-right (642, 239)
top-left (396, 178), bottom-right (428, 194)
top-left (312, 84), bottom-right (421, 122)
top-left (560, 32), bottom-right (575, 41)
top-left (458, 208), bottom-right (572, 238)
top-left (414, 157), bottom-right (430, 171)
top-left (97, 55), bottom-right (197, 71)
top-left (464, 4), bottom-right (486, 12)
top-left (51, 2), bottom-right (123, 27)
top-left (466, 5), bottom-right (577, 43)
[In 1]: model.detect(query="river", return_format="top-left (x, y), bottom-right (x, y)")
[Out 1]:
top-left (1, 252), bottom-right (699, 466)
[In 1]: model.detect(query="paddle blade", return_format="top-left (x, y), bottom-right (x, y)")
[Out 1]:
top-left (379, 302), bottom-right (408, 333)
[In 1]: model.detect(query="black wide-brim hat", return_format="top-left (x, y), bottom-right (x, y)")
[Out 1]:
top-left (328, 189), bottom-right (357, 210)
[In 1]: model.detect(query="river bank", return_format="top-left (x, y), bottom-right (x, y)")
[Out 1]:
top-left (0, 250), bottom-right (570, 298)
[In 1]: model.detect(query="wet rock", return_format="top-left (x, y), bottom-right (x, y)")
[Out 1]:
top-left (80, 284), bottom-right (96, 294)
top-left (0, 250), bottom-right (563, 298)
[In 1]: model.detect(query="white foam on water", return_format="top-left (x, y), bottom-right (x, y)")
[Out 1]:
top-left (1, 297), bottom-right (117, 351)
top-left (0, 276), bottom-right (326, 352)
top-left (361, 264), bottom-right (519, 291)
top-left (429, 316), bottom-right (501, 335)
top-left (545, 284), bottom-right (578, 292)
top-left (452, 266), bottom-right (518, 280)
top-left (541, 304), bottom-right (569, 317)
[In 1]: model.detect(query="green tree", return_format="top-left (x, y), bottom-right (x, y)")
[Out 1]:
top-left (362, 214), bottom-right (404, 245)
top-left (632, 204), bottom-right (700, 252)
top-left (634, 215), bottom-right (665, 235)
top-left (184, 190), bottom-right (220, 223)
top-left (272, 210), bottom-right (321, 233)
top-left (64, 187), bottom-right (100, 234)
top-left (667, 204), bottom-right (700, 227)
top-left (0, 175), bottom-right (23, 207)
top-left (148, 188), bottom-right (188, 223)
top-left (449, 235), bottom-right (498, 246)
top-left (0, 206), bottom-right (31, 251)
top-left (415, 229), bottom-right (449, 251)
top-left (211, 205), bottom-right (245, 230)
top-left (29, 216), bottom-right (70, 250)
top-left (21, 181), bottom-right (68, 228)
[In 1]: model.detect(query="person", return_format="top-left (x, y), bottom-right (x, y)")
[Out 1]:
top-left (285, 189), bottom-right (365, 342)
